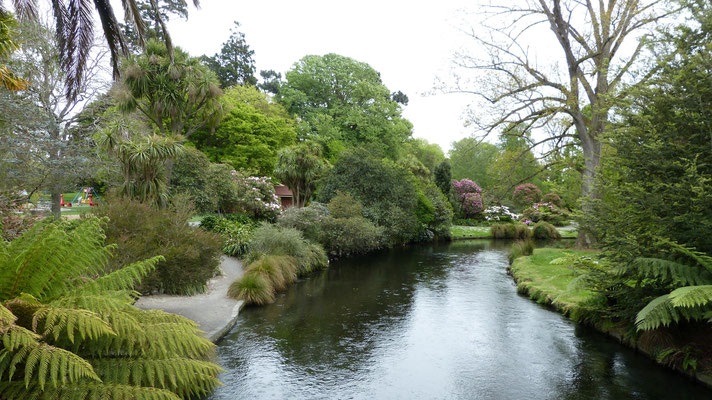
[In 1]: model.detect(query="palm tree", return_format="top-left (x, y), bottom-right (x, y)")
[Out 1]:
top-left (0, 217), bottom-right (221, 399)
top-left (2, 0), bottom-right (198, 99)
top-left (0, 9), bottom-right (27, 90)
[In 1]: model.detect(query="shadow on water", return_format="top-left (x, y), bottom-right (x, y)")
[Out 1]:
top-left (210, 240), bottom-right (712, 400)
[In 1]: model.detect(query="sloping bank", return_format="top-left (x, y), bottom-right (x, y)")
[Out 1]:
top-left (135, 256), bottom-right (246, 343)
top-left (508, 248), bottom-right (712, 389)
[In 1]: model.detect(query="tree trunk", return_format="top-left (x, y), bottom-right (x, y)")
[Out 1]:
top-left (50, 184), bottom-right (62, 219)
top-left (575, 134), bottom-right (602, 248)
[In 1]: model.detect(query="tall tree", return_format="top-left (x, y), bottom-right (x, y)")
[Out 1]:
top-left (448, 137), bottom-right (498, 188)
top-left (0, 20), bottom-right (106, 217)
top-left (190, 85), bottom-right (297, 175)
top-left (278, 53), bottom-right (413, 160)
top-left (257, 69), bottom-right (281, 95)
top-left (274, 142), bottom-right (327, 208)
top-left (452, 0), bottom-right (678, 246)
top-left (115, 39), bottom-right (223, 139)
top-left (202, 21), bottom-right (257, 88)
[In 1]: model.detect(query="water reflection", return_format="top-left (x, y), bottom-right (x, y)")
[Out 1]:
top-left (210, 240), bottom-right (711, 399)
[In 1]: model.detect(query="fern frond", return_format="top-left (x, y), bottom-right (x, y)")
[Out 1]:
top-left (32, 307), bottom-right (115, 343)
top-left (83, 321), bottom-right (214, 359)
top-left (0, 343), bottom-right (99, 389)
top-left (635, 294), bottom-right (706, 331)
top-left (52, 292), bottom-right (137, 313)
top-left (79, 256), bottom-right (164, 294)
top-left (0, 381), bottom-right (181, 400)
top-left (634, 257), bottom-right (712, 286)
top-left (0, 304), bottom-right (17, 328)
top-left (1, 325), bottom-right (41, 351)
top-left (654, 237), bottom-right (712, 273)
top-left (92, 357), bottom-right (223, 397)
top-left (668, 285), bottom-right (712, 308)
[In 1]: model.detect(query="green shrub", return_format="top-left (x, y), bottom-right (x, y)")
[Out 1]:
top-left (318, 216), bottom-right (384, 257)
top-left (277, 202), bottom-right (330, 242)
top-left (328, 191), bottom-right (363, 218)
top-left (508, 239), bottom-right (535, 263)
top-left (490, 223), bottom-right (532, 239)
top-left (245, 255), bottom-right (298, 291)
top-left (522, 202), bottom-right (570, 226)
top-left (228, 272), bottom-right (275, 305)
top-left (532, 221), bottom-right (562, 240)
top-left (246, 223), bottom-right (328, 273)
top-left (201, 216), bottom-right (256, 257)
top-left (95, 196), bottom-right (222, 295)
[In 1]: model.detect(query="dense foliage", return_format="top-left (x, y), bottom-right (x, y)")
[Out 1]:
top-left (229, 224), bottom-right (328, 305)
top-left (277, 53), bottom-right (412, 159)
top-left (95, 197), bottom-right (222, 295)
top-left (0, 218), bottom-right (220, 399)
top-left (190, 86), bottom-right (297, 175)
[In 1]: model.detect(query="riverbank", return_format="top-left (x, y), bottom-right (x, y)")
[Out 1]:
top-left (509, 248), bottom-right (712, 389)
top-left (135, 255), bottom-right (246, 343)
top-left (450, 224), bottom-right (578, 240)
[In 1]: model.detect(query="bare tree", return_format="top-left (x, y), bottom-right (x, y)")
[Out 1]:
top-left (0, 18), bottom-right (109, 217)
top-left (449, 0), bottom-right (679, 246)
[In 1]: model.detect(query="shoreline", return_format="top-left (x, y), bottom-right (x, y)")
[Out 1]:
top-left (507, 256), bottom-right (712, 390)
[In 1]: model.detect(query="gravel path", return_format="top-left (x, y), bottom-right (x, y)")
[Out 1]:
top-left (135, 256), bottom-right (245, 342)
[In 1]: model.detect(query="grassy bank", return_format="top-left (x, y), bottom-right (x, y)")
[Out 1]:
top-left (449, 225), bottom-right (578, 240)
top-left (509, 248), bottom-right (712, 388)
top-left (509, 248), bottom-right (598, 314)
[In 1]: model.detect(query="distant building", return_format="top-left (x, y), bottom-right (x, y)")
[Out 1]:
top-left (274, 185), bottom-right (294, 208)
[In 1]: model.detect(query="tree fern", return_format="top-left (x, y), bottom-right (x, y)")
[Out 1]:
top-left (635, 238), bottom-right (712, 331)
top-left (0, 218), bottom-right (221, 398)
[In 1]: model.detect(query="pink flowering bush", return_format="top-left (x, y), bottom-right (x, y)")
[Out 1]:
top-left (451, 179), bottom-right (484, 218)
top-left (232, 172), bottom-right (281, 220)
top-left (512, 183), bottom-right (542, 208)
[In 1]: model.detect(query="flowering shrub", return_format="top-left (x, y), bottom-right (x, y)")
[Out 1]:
top-left (232, 172), bottom-right (282, 220)
top-left (483, 205), bottom-right (520, 222)
top-left (521, 202), bottom-right (569, 226)
top-left (542, 192), bottom-right (563, 207)
top-left (512, 183), bottom-right (542, 208)
top-left (451, 179), bottom-right (484, 218)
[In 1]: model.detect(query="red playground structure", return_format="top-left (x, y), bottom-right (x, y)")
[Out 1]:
top-left (61, 187), bottom-right (100, 207)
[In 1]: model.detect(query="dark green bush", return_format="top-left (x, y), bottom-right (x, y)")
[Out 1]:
top-left (96, 196), bottom-right (222, 295)
top-left (522, 202), bottom-right (570, 226)
top-left (277, 203), bottom-right (330, 242)
top-left (532, 221), bottom-right (562, 240)
top-left (508, 239), bottom-right (535, 263)
top-left (318, 216), bottom-right (384, 257)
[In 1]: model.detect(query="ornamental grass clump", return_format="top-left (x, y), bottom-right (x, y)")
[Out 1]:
top-left (532, 221), bottom-right (562, 240)
top-left (229, 224), bottom-right (328, 305)
top-left (490, 223), bottom-right (531, 239)
top-left (508, 239), bottom-right (535, 263)
top-left (0, 217), bottom-right (221, 399)
top-left (228, 272), bottom-right (275, 305)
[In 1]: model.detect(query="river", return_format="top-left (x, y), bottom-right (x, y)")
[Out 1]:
top-left (208, 240), bottom-right (711, 399)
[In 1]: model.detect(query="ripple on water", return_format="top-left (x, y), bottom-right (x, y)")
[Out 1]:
top-left (209, 241), bottom-right (712, 400)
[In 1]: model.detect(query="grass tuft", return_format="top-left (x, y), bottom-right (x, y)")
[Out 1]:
top-left (228, 272), bottom-right (275, 305)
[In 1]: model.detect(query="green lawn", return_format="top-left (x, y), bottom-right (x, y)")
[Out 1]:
top-left (450, 225), bottom-right (578, 239)
top-left (509, 248), bottom-right (600, 313)
top-left (450, 225), bottom-right (491, 239)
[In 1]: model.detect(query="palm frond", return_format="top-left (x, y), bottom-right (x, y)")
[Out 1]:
top-left (92, 0), bottom-right (127, 81)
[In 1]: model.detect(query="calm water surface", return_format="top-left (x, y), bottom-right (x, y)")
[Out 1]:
top-left (209, 240), bottom-right (711, 399)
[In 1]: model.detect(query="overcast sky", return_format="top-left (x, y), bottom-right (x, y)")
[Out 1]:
top-left (165, 0), bottom-right (478, 153)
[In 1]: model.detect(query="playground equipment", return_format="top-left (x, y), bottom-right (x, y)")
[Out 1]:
top-left (62, 187), bottom-right (100, 207)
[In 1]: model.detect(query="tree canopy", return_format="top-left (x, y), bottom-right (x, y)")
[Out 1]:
top-left (190, 85), bottom-right (297, 175)
top-left (277, 53), bottom-right (413, 160)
